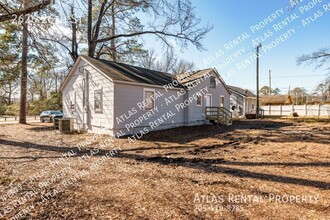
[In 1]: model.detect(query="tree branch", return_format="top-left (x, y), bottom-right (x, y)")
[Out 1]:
top-left (0, 0), bottom-right (52, 22)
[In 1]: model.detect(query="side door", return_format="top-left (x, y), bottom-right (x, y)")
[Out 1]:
top-left (205, 94), bottom-right (212, 116)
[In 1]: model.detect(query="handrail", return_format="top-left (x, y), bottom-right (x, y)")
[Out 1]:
top-left (205, 107), bottom-right (232, 126)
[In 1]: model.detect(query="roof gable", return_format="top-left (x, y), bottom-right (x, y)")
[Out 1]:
top-left (228, 85), bottom-right (256, 98)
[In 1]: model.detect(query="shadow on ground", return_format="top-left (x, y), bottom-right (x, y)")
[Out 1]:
top-left (1, 136), bottom-right (329, 190)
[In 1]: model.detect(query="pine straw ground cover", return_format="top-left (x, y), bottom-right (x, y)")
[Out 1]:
top-left (0, 120), bottom-right (329, 220)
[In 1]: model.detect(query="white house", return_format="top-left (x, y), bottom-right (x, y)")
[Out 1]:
top-left (229, 85), bottom-right (258, 118)
top-left (60, 56), bottom-right (231, 136)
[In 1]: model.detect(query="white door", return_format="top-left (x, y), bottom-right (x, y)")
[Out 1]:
top-left (205, 94), bottom-right (212, 107)
top-left (205, 94), bottom-right (212, 115)
top-left (220, 96), bottom-right (224, 108)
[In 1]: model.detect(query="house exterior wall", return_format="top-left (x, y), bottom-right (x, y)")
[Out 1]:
top-left (62, 62), bottom-right (115, 135)
top-left (62, 60), bottom-right (86, 131)
top-left (245, 98), bottom-right (257, 114)
top-left (230, 90), bottom-right (258, 117)
top-left (63, 63), bottom-right (232, 135)
top-left (187, 70), bottom-right (231, 124)
top-left (230, 92), bottom-right (245, 117)
top-left (112, 82), bottom-right (186, 136)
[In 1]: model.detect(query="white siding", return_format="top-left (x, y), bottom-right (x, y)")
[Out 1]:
top-left (63, 63), bottom-right (231, 135)
top-left (62, 60), bottom-right (86, 131)
top-left (113, 82), bottom-right (186, 135)
top-left (85, 65), bottom-right (114, 134)
top-left (230, 93), bottom-right (245, 117)
top-left (187, 70), bottom-right (231, 124)
top-left (62, 63), bottom-right (114, 134)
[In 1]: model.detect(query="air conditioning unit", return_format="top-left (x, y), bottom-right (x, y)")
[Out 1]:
top-left (58, 118), bottom-right (74, 134)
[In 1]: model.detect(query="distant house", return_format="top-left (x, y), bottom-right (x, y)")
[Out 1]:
top-left (306, 95), bottom-right (330, 105)
top-left (228, 85), bottom-right (258, 118)
top-left (60, 56), bottom-right (232, 135)
top-left (261, 95), bottom-right (293, 105)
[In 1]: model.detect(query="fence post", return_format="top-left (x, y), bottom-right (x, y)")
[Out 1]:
top-left (268, 105), bottom-right (271, 116)
top-left (280, 105), bottom-right (282, 116)
top-left (305, 104), bottom-right (307, 116)
top-left (318, 105), bottom-right (321, 118)
top-left (291, 104), bottom-right (294, 115)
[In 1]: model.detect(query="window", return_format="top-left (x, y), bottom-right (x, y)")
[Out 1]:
top-left (252, 104), bottom-right (255, 109)
top-left (210, 76), bottom-right (216, 88)
top-left (196, 95), bottom-right (202, 107)
top-left (70, 91), bottom-right (76, 110)
top-left (144, 89), bottom-right (155, 111)
top-left (94, 89), bottom-right (102, 112)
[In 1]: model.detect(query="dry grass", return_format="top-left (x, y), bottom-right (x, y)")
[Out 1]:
top-left (0, 119), bottom-right (329, 219)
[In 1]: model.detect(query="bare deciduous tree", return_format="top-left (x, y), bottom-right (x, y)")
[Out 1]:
top-left (139, 49), bottom-right (195, 74)
top-left (87, 0), bottom-right (212, 58)
top-left (297, 48), bottom-right (330, 69)
top-left (0, 0), bottom-right (53, 22)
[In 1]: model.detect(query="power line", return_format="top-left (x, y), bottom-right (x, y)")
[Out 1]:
top-left (271, 74), bottom-right (327, 78)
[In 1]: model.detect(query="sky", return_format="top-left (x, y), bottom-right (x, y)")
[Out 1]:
top-left (154, 0), bottom-right (330, 94)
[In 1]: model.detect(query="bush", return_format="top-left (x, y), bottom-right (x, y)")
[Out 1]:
top-left (0, 92), bottom-right (62, 116)
top-left (4, 103), bottom-right (20, 116)
top-left (0, 104), bottom-right (6, 115)
top-left (28, 92), bottom-right (62, 115)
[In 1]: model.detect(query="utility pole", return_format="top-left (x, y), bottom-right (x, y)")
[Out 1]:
top-left (288, 85), bottom-right (291, 95)
top-left (269, 70), bottom-right (272, 96)
top-left (256, 43), bottom-right (262, 119)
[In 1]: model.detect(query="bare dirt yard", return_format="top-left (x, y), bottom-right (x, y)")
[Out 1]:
top-left (0, 119), bottom-right (329, 220)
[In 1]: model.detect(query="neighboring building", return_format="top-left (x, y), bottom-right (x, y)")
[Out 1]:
top-left (228, 85), bottom-right (258, 118)
top-left (261, 95), bottom-right (293, 105)
top-left (60, 56), bottom-right (232, 136)
top-left (306, 95), bottom-right (330, 105)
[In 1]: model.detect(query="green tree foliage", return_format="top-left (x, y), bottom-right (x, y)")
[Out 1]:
top-left (0, 22), bottom-right (21, 104)
top-left (28, 92), bottom-right (62, 115)
top-left (260, 86), bottom-right (281, 96)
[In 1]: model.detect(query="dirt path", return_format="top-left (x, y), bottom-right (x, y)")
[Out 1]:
top-left (0, 120), bottom-right (329, 219)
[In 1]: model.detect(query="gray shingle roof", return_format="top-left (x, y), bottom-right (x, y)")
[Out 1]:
top-left (228, 85), bottom-right (256, 98)
top-left (82, 56), bottom-right (180, 86)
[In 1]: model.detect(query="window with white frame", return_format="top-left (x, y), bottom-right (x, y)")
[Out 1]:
top-left (196, 95), bottom-right (202, 107)
top-left (94, 89), bottom-right (103, 112)
top-left (144, 89), bottom-right (155, 111)
top-left (210, 76), bottom-right (216, 88)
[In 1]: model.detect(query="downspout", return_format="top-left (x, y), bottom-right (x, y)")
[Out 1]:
top-left (84, 68), bottom-right (90, 131)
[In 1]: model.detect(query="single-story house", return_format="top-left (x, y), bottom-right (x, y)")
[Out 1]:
top-left (261, 95), bottom-right (293, 105)
top-left (60, 56), bottom-right (232, 136)
top-left (228, 85), bottom-right (258, 118)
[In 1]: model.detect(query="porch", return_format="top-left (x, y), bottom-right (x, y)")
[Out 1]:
top-left (205, 107), bottom-right (232, 126)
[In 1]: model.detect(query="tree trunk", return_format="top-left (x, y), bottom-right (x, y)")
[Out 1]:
top-left (110, 1), bottom-right (117, 62)
top-left (8, 83), bottom-right (12, 105)
top-left (87, 0), bottom-right (94, 57)
top-left (19, 1), bottom-right (28, 124)
top-left (70, 6), bottom-right (78, 61)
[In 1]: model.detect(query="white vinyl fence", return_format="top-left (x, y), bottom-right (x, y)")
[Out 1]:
top-left (261, 105), bottom-right (330, 117)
